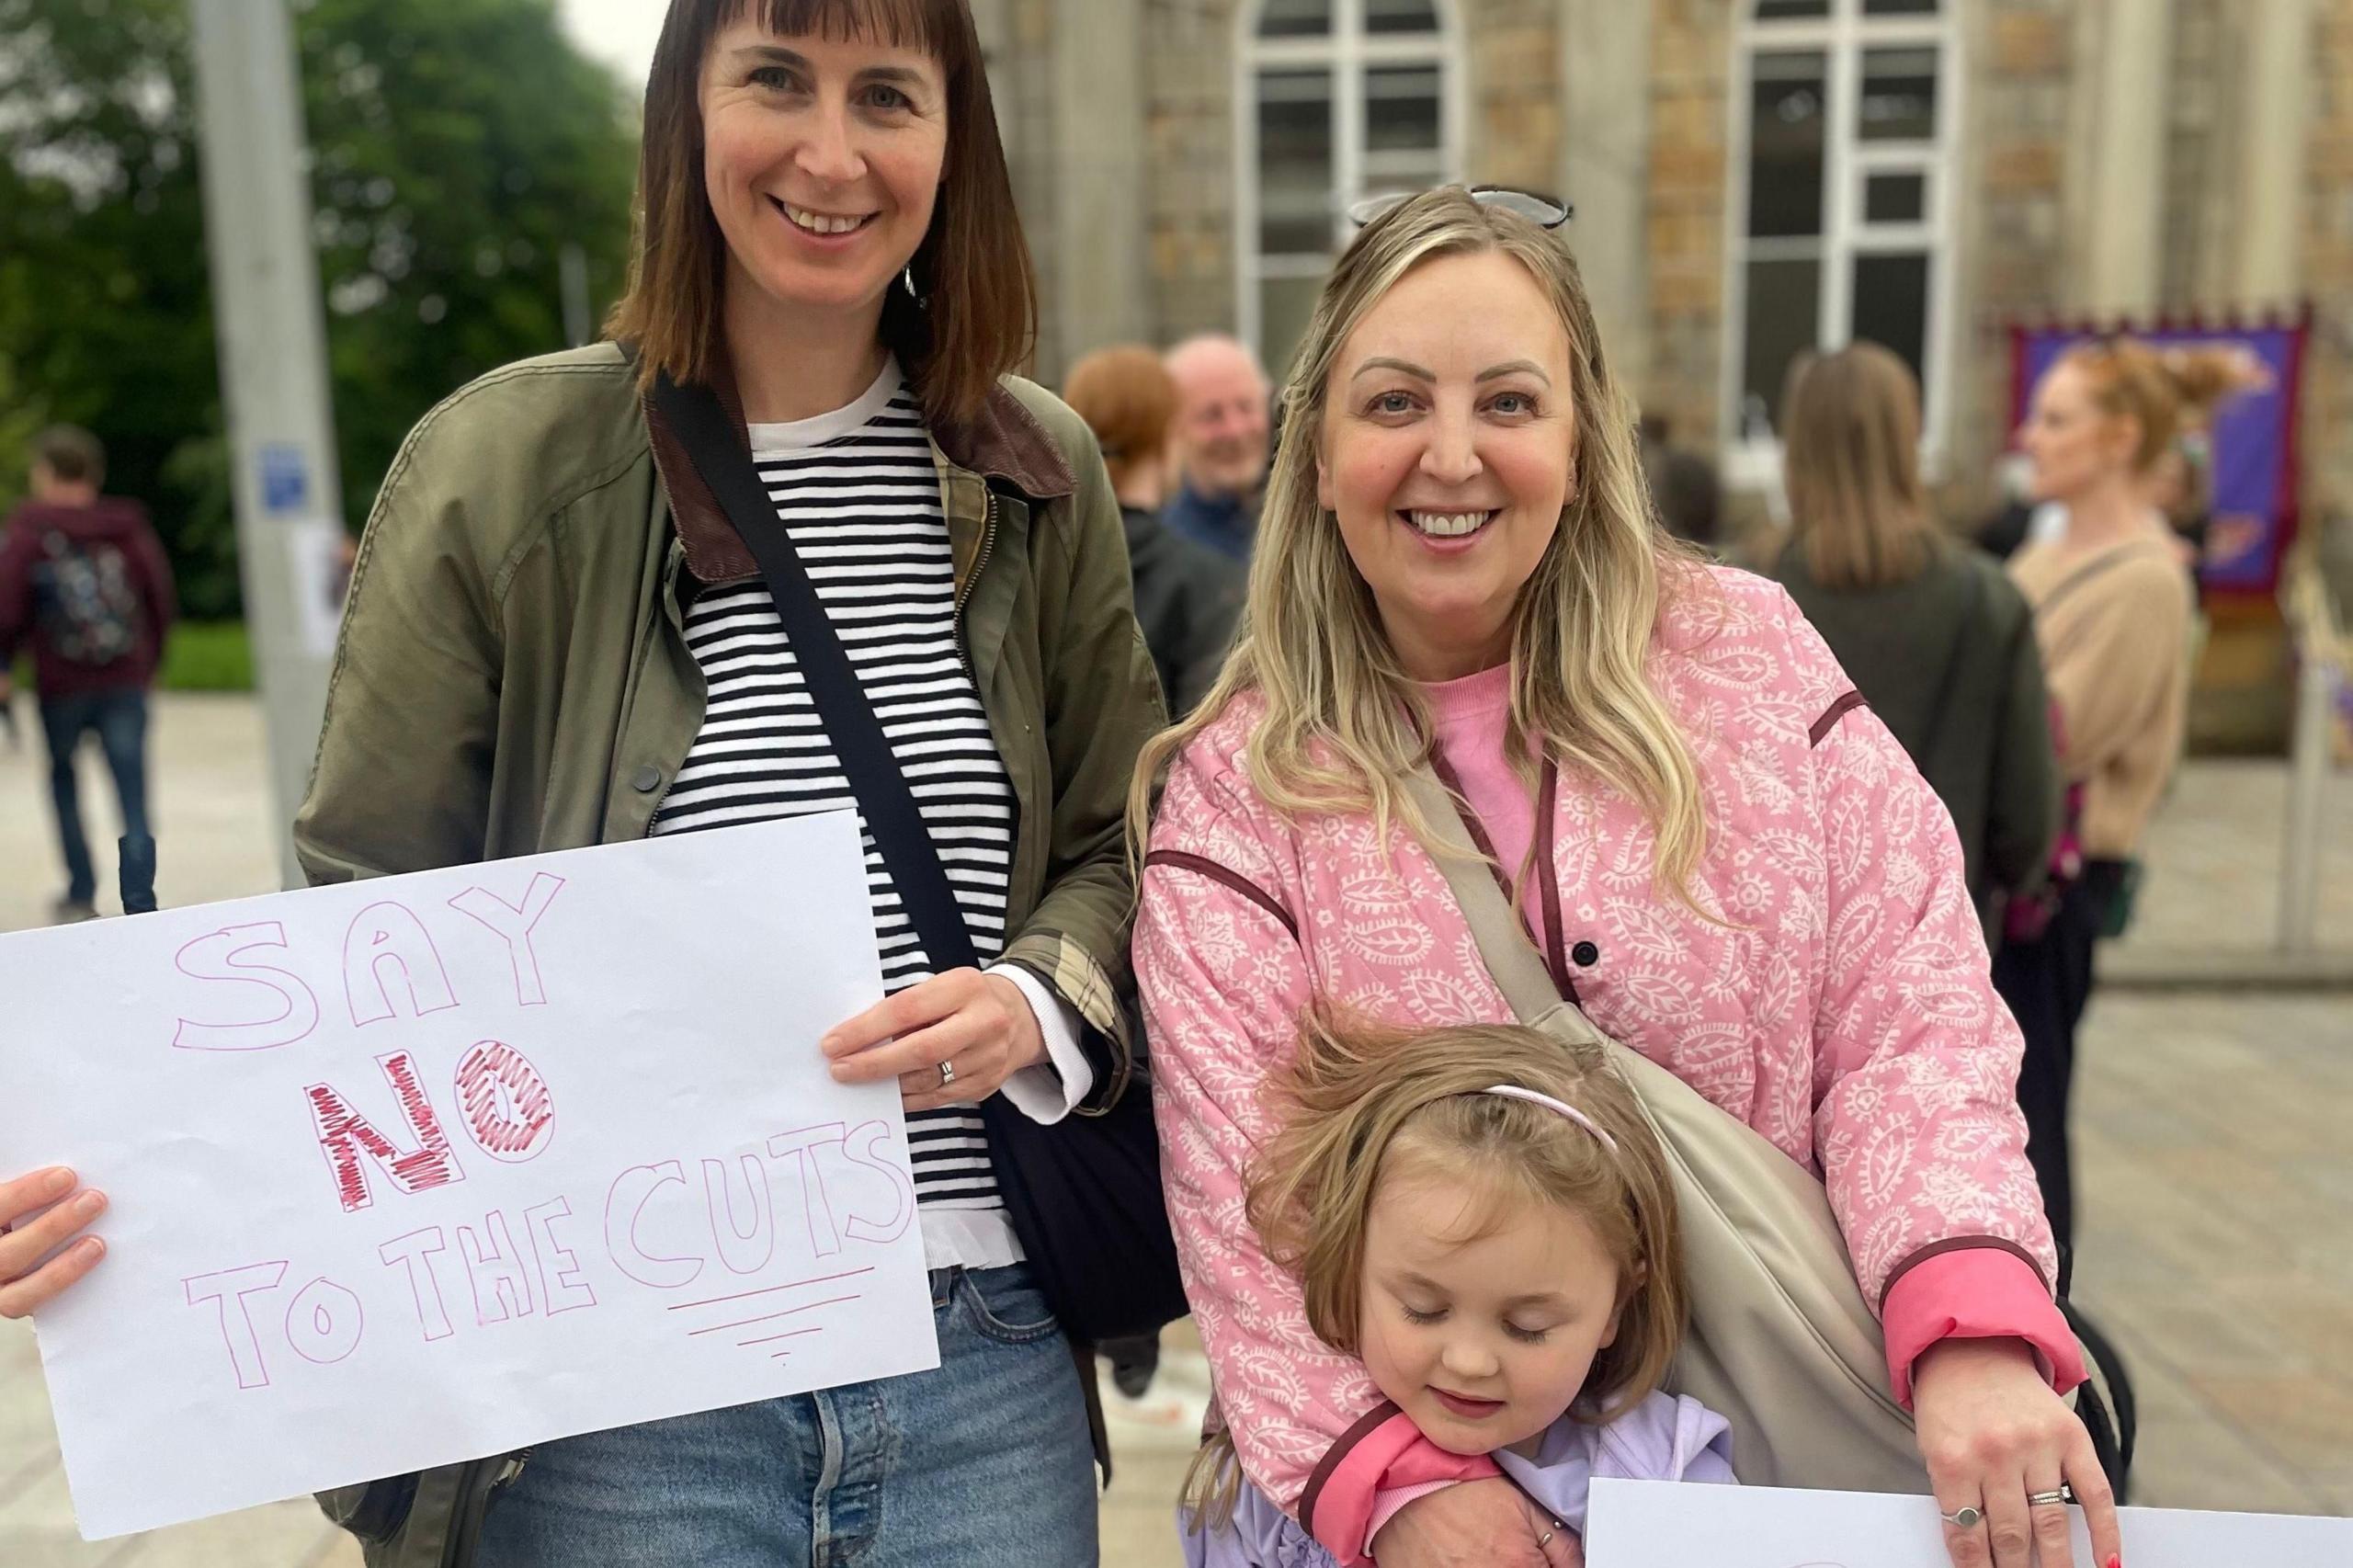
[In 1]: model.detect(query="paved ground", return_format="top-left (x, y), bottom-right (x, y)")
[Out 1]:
top-left (0, 695), bottom-right (2345, 1564)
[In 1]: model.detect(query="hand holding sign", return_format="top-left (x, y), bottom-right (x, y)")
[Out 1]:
top-left (0, 1165), bottom-right (108, 1318)
top-left (0, 812), bottom-right (937, 1540)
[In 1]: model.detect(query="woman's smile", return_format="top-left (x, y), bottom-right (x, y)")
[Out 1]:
top-left (1398, 506), bottom-right (1501, 549)
top-left (769, 196), bottom-right (881, 240)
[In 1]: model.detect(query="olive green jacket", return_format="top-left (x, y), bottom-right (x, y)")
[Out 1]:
top-left (296, 343), bottom-right (1165, 1565)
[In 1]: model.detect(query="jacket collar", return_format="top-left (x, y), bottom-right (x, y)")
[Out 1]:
top-left (642, 341), bottom-right (1075, 586)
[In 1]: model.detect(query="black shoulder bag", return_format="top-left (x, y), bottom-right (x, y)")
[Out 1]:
top-left (653, 372), bottom-right (1188, 1346)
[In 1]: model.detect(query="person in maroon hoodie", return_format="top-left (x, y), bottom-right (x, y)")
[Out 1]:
top-left (0, 426), bottom-right (176, 922)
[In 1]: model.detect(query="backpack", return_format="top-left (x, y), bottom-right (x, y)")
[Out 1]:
top-left (33, 528), bottom-right (141, 667)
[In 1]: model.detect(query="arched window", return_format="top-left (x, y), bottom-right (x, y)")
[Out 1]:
top-left (1726, 0), bottom-right (1961, 460)
top-left (1238, 0), bottom-right (1461, 372)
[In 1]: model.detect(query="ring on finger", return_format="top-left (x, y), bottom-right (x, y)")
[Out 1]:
top-left (937, 1059), bottom-right (957, 1089)
top-left (2027, 1485), bottom-right (2075, 1508)
top-left (1939, 1505), bottom-right (1985, 1529)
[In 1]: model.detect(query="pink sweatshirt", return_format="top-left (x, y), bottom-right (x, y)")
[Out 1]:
top-left (1138, 567), bottom-right (2080, 1564)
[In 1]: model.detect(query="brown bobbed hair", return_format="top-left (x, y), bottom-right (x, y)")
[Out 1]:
top-left (1779, 343), bottom-right (1935, 591)
top-left (2053, 337), bottom-right (2265, 479)
top-left (607, 0), bottom-right (1036, 424)
top-left (1063, 346), bottom-right (1179, 494)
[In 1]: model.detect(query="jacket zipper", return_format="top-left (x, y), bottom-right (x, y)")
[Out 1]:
top-left (952, 488), bottom-right (998, 679)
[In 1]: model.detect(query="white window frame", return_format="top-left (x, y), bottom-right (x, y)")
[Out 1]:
top-left (1722, 0), bottom-right (1963, 487)
top-left (1233, 0), bottom-right (1466, 362)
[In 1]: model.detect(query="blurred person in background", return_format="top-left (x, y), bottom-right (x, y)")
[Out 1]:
top-left (1066, 345), bottom-right (1243, 720)
top-left (1161, 333), bottom-right (1273, 563)
top-left (1063, 344), bottom-right (1242, 1411)
top-left (0, 424), bottom-right (176, 923)
top-left (1997, 338), bottom-right (2256, 1259)
top-left (1637, 409), bottom-right (1722, 550)
top-left (1767, 345), bottom-right (2059, 949)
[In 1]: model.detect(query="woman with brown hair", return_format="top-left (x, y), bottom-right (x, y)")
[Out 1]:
top-left (1767, 343), bottom-right (2061, 946)
top-left (0, 1), bottom-right (1166, 1563)
top-left (1065, 345), bottom-right (1245, 718)
top-left (1997, 338), bottom-right (2255, 1259)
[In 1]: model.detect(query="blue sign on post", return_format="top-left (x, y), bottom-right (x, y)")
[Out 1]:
top-left (258, 443), bottom-right (311, 517)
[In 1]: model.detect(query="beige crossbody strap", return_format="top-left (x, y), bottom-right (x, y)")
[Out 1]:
top-left (1403, 762), bottom-right (1605, 1042)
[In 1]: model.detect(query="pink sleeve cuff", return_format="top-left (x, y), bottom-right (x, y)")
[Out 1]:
top-left (1366, 1481), bottom-right (1458, 1553)
top-left (1300, 1407), bottom-right (1498, 1566)
top-left (1881, 1246), bottom-right (2086, 1406)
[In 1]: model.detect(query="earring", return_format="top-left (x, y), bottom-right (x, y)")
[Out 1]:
top-left (902, 264), bottom-right (926, 309)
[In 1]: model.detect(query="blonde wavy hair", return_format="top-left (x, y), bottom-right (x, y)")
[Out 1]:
top-left (1182, 1011), bottom-right (1687, 1528)
top-left (1128, 187), bottom-right (1709, 893)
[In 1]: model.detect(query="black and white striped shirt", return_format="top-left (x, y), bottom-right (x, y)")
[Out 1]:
top-left (652, 367), bottom-right (1023, 1247)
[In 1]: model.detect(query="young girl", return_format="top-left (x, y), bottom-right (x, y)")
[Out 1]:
top-left (1182, 1015), bottom-right (1735, 1566)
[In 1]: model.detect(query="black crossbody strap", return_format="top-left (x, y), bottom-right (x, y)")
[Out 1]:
top-left (651, 371), bottom-right (982, 975)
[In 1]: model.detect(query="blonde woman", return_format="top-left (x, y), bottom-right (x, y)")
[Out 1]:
top-left (1767, 344), bottom-right (2060, 946)
top-left (1135, 188), bottom-right (2117, 1568)
top-left (1997, 339), bottom-right (2255, 1261)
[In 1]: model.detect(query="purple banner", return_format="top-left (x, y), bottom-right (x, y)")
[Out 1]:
top-left (2011, 322), bottom-right (2305, 593)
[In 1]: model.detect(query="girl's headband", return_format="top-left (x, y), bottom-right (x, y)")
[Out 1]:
top-left (1481, 1085), bottom-right (1620, 1153)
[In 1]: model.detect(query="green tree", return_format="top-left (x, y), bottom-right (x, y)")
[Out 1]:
top-left (0, 0), bottom-right (637, 618)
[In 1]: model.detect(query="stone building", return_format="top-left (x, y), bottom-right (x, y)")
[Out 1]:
top-left (974, 0), bottom-right (2347, 738)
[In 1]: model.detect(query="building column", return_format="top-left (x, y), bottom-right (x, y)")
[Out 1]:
top-left (1044, 0), bottom-right (1147, 377)
top-left (2064, 0), bottom-right (2172, 318)
top-left (2233, 0), bottom-right (2313, 311)
top-left (1557, 0), bottom-right (1654, 386)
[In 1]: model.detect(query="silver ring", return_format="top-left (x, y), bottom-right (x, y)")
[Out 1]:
top-left (1940, 1506), bottom-right (1984, 1529)
top-left (938, 1059), bottom-right (957, 1088)
top-left (2028, 1486), bottom-right (2075, 1507)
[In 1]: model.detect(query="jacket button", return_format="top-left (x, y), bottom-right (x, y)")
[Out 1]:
top-left (1572, 940), bottom-right (1600, 968)
top-left (631, 765), bottom-right (663, 794)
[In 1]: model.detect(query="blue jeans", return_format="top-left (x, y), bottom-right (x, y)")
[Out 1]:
top-left (39, 688), bottom-right (150, 905)
top-left (474, 1264), bottom-right (1098, 1567)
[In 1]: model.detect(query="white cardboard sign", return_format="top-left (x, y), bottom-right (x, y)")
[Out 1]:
top-left (1586, 1478), bottom-right (2353, 1567)
top-left (0, 812), bottom-right (938, 1540)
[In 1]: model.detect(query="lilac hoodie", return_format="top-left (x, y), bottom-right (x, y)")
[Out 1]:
top-left (1181, 1392), bottom-right (1737, 1568)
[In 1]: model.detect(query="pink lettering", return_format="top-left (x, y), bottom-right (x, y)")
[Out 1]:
top-left (448, 874), bottom-right (564, 1006)
top-left (456, 1210), bottom-right (537, 1326)
top-left (342, 903), bottom-right (459, 1028)
top-left (701, 1154), bottom-right (775, 1276)
top-left (840, 1120), bottom-right (917, 1244)
top-left (183, 1260), bottom-right (288, 1389)
top-left (284, 1277), bottom-right (365, 1364)
top-left (378, 1226), bottom-right (457, 1342)
top-left (525, 1197), bottom-right (599, 1314)
top-left (171, 924), bottom-right (320, 1052)
top-left (452, 1040), bottom-right (555, 1163)
top-left (604, 1164), bottom-right (701, 1289)
top-left (305, 1051), bottom-right (466, 1212)
top-left (767, 1124), bottom-right (846, 1258)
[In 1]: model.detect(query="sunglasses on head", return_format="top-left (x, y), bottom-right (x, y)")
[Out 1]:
top-left (1346, 184), bottom-right (1574, 230)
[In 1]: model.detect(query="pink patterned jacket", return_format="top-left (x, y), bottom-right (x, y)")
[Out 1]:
top-left (1137, 567), bottom-right (2081, 1564)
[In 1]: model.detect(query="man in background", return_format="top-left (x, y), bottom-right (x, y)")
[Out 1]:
top-left (0, 426), bottom-right (176, 922)
top-left (1161, 334), bottom-right (1273, 565)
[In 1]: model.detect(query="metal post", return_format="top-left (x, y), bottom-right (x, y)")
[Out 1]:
top-left (2278, 625), bottom-right (2333, 956)
top-left (188, 0), bottom-right (344, 888)
top-left (560, 243), bottom-right (593, 348)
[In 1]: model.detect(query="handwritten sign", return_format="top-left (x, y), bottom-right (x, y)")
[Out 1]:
top-left (1586, 1478), bottom-right (2353, 1566)
top-left (0, 812), bottom-right (938, 1540)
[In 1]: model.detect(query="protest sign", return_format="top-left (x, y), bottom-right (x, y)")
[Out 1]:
top-left (0, 812), bottom-right (937, 1540)
top-left (1586, 1477), bottom-right (2352, 1567)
